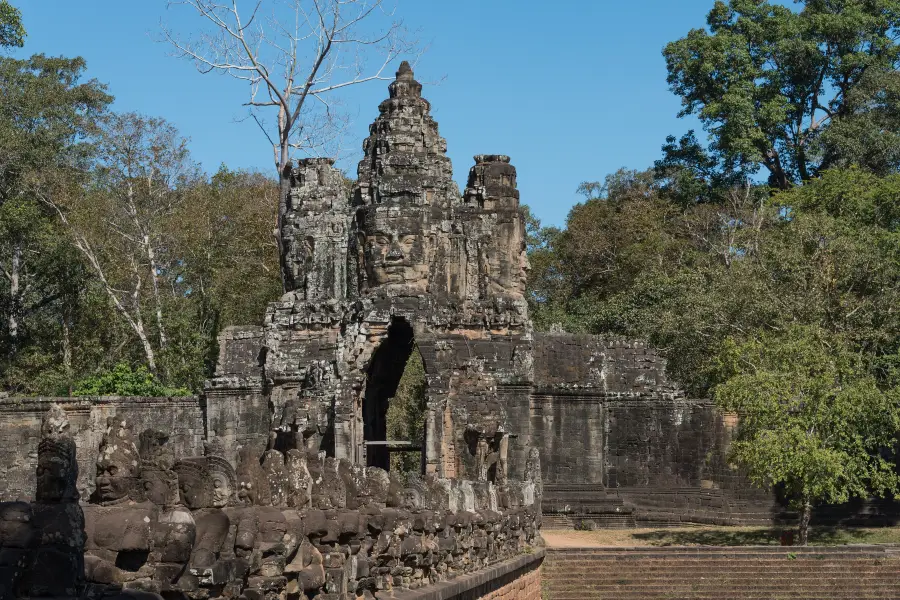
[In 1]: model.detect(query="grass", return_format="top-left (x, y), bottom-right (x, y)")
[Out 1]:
top-left (543, 526), bottom-right (900, 547)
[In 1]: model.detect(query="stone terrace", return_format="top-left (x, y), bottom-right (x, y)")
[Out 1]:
top-left (542, 546), bottom-right (900, 600)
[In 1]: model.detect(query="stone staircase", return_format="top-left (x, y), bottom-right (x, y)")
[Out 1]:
top-left (542, 546), bottom-right (900, 599)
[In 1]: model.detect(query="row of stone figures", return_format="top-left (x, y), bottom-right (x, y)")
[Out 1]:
top-left (1, 405), bottom-right (543, 600)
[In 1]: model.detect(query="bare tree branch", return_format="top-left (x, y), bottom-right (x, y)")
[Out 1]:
top-left (162, 0), bottom-right (418, 291)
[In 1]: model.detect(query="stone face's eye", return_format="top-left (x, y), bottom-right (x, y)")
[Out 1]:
top-left (400, 235), bottom-right (417, 246)
top-left (375, 235), bottom-right (391, 246)
top-left (108, 465), bottom-right (118, 476)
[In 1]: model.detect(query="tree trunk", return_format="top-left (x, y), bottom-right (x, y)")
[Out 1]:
top-left (277, 131), bottom-right (290, 293)
top-left (763, 147), bottom-right (792, 190)
top-left (61, 313), bottom-right (73, 396)
top-left (7, 244), bottom-right (20, 349)
top-left (131, 266), bottom-right (157, 375)
top-left (798, 500), bottom-right (812, 546)
top-left (146, 237), bottom-right (168, 350)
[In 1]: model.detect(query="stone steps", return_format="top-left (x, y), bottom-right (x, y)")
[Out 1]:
top-left (542, 546), bottom-right (900, 600)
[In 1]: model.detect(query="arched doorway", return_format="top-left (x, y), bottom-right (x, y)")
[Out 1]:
top-left (362, 317), bottom-right (424, 471)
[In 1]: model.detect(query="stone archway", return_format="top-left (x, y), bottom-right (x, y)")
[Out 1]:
top-left (362, 317), bottom-right (416, 470)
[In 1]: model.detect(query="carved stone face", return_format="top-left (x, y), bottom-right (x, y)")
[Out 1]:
top-left (361, 207), bottom-right (430, 294)
top-left (401, 488), bottom-right (423, 510)
top-left (175, 461), bottom-right (212, 510)
top-left (36, 452), bottom-right (71, 502)
top-left (95, 459), bottom-right (133, 503)
top-left (177, 475), bottom-right (205, 510)
top-left (142, 469), bottom-right (178, 506)
top-left (94, 418), bottom-right (141, 504)
top-left (210, 471), bottom-right (232, 508)
top-left (484, 218), bottom-right (530, 299)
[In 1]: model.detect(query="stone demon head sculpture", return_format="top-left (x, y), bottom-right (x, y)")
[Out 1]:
top-left (94, 417), bottom-right (142, 505)
top-left (173, 440), bottom-right (236, 510)
top-left (205, 440), bottom-right (237, 509)
top-left (139, 429), bottom-right (179, 507)
top-left (36, 403), bottom-right (79, 503)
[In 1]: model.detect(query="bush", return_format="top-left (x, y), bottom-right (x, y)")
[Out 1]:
top-left (73, 362), bottom-right (191, 397)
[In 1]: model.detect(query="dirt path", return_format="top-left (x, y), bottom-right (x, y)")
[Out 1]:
top-left (541, 526), bottom-right (900, 548)
top-left (541, 528), bottom-right (706, 548)
top-left (542, 530), bottom-right (610, 548)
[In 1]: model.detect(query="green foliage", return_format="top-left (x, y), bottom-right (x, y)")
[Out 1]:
top-left (0, 53), bottom-right (112, 393)
top-left (73, 362), bottom-right (190, 397)
top-left (714, 325), bottom-right (900, 512)
top-left (529, 168), bottom-right (900, 397)
top-left (531, 163), bottom-right (900, 542)
top-left (654, 130), bottom-right (748, 207)
top-left (664, 0), bottom-right (900, 188)
top-left (0, 1), bottom-right (25, 49)
top-left (0, 52), bottom-right (280, 396)
top-left (385, 347), bottom-right (427, 482)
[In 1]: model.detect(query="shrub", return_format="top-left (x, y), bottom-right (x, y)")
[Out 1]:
top-left (73, 362), bottom-right (190, 397)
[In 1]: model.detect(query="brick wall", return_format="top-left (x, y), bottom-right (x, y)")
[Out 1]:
top-left (476, 563), bottom-right (541, 600)
top-left (378, 550), bottom-right (544, 600)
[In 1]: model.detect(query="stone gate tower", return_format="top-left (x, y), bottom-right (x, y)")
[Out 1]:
top-left (207, 62), bottom-right (754, 525)
top-left (210, 62), bottom-right (533, 483)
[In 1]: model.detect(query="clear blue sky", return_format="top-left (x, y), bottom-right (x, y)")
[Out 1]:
top-left (14, 1), bottom-right (722, 227)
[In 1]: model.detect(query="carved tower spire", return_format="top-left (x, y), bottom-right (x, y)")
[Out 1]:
top-left (354, 61), bottom-right (456, 208)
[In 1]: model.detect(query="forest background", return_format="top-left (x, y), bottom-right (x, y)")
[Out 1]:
top-left (2, 0), bottom-right (900, 542)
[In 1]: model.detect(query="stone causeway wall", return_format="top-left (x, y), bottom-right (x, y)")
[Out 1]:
top-left (0, 404), bottom-right (544, 600)
top-left (0, 395), bottom-right (204, 502)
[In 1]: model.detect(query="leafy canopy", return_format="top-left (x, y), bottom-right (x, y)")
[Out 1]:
top-left (714, 325), bottom-right (900, 509)
top-left (664, 0), bottom-right (900, 188)
top-left (0, 1), bottom-right (24, 49)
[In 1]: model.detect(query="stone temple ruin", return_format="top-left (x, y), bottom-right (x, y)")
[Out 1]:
top-left (0, 62), bottom-right (780, 599)
top-left (207, 60), bottom-right (772, 527)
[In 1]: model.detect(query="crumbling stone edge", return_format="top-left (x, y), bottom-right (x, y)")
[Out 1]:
top-left (375, 548), bottom-right (546, 600)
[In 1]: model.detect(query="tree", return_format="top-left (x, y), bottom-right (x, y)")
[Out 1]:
top-left (664, 0), bottom-right (900, 189)
top-left (0, 54), bottom-right (111, 365)
top-left (162, 0), bottom-right (416, 289)
top-left (520, 205), bottom-right (564, 330)
top-left (385, 347), bottom-right (426, 482)
top-left (170, 166), bottom-right (281, 330)
top-left (0, 0), bottom-right (25, 49)
top-left (73, 362), bottom-right (189, 397)
top-left (714, 326), bottom-right (900, 544)
top-left (654, 130), bottom-right (750, 207)
top-left (44, 113), bottom-right (201, 376)
top-left (163, 166), bottom-right (282, 389)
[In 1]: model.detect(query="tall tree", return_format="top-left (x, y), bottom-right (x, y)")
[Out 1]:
top-left (664, 0), bottom-right (900, 189)
top-left (0, 54), bottom-right (111, 360)
top-left (715, 325), bottom-right (900, 544)
top-left (162, 0), bottom-right (416, 289)
top-left (44, 113), bottom-right (200, 376)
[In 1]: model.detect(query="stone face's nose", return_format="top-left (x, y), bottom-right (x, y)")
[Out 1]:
top-left (386, 243), bottom-right (405, 262)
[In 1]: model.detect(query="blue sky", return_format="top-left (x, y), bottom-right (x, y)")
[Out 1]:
top-left (14, 1), bottom-right (723, 227)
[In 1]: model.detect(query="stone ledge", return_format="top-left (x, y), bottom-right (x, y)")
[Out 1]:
top-left (0, 396), bottom-right (200, 412)
top-left (376, 549), bottom-right (545, 600)
top-left (546, 545), bottom-right (900, 555)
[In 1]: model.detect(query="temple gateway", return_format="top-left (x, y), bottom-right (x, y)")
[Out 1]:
top-left (209, 61), bottom-right (773, 527)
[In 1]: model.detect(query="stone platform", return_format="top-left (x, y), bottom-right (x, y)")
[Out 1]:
top-left (542, 546), bottom-right (900, 599)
